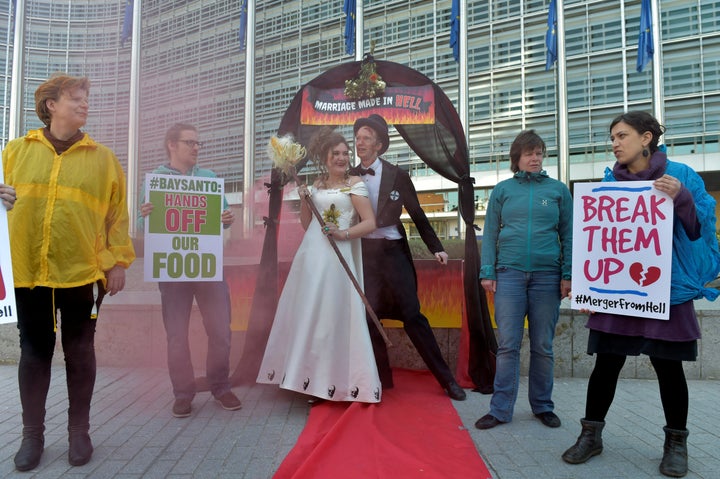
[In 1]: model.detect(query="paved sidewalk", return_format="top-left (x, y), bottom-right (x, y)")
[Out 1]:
top-left (0, 365), bottom-right (717, 478)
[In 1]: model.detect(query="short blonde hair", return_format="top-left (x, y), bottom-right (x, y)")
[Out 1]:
top-left (34, 74), bottom-right (90, 126)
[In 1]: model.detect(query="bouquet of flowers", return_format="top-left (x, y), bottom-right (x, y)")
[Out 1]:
top-left (344, 55), bottom-right (386, 101)
top-left (267, 135), bottom-right (306, 174)
top-left (322, 204), bottom-right (340, 226)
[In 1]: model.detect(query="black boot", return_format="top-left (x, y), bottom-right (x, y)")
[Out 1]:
top-left (65, 333), bottom-right (96, 467)
top-left (14, 426), bottom-right (45, 471)
top-left (660, 426), bottom-right (688, 477)
top-left (68, 425), bottom-right (93, 467)
top-left (562, 418), bottom-right (605, 464)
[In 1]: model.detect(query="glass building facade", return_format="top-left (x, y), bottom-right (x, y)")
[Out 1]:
top-left (1, 0), bottom-right (718, 238)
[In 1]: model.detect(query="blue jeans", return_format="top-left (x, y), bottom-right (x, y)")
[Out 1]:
top-left (159, 280), bottom-right (232, 400)
top-left (489, 268), bottom-right (561, 422)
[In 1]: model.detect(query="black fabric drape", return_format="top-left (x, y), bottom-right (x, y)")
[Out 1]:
top-left (233, 58), bottom-right (496, 392)
top-left (231, 169), bottom-right (283, 385)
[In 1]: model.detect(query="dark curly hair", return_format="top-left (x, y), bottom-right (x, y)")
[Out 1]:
top-left (307, 127), bottom-right (351, 186)
top-left (609, 111), bottom-right (666, 154)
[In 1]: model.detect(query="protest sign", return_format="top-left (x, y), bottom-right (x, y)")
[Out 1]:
top-left (0, 167), bottom-right (16, 323)
top-left (571, 181), bottom-right (673, 319)
top-left (143, 173), bottom-right (224, 282)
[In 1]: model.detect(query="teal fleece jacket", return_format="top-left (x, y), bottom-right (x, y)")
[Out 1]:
top-left (480, 170), bottom-right (573, 280)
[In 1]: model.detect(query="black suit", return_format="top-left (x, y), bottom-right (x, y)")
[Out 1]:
top-left (356, 159), bottom-right (455, 390)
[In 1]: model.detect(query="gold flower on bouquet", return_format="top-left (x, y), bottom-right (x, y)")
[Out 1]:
top-left (322, 203), bottom-right (340, 226)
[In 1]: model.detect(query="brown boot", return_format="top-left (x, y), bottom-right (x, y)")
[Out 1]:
top-left (562, 419), bottom-right (605, 464)
top-left (14, 426), bottom-right (45, 471)
top-left (659, 426), bottom-right (688, 477)
top-left (68, 425), bottom-right (93, 467)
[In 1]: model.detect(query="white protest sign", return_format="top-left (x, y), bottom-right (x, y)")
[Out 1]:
top-left (0, 167), bottom-right (17, 323)
top-left (143, 173), bottom-right (224, 282)
top-left (571, 181), bottom-right (673, 319)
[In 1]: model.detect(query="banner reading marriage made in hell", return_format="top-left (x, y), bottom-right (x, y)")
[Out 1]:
top-left (300, 85), bottom-right (435, 125)
top-left (144, 173), bottom-right (224, 282)
top-left (571, 181), bottom-right (674, 320)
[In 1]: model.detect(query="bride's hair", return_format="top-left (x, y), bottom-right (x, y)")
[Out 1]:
top-left (307, 127), bottom-right (350, 187)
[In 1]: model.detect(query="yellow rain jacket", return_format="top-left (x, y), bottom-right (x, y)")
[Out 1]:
top-left (2, 129), bottom-right (135, 289)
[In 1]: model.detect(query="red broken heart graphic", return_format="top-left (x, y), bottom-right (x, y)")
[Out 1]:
top-left (629, 262), bottom-right (661, 287)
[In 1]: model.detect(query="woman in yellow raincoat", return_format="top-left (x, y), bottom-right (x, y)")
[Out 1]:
top-left (1, 74), bottom-right (135, 471)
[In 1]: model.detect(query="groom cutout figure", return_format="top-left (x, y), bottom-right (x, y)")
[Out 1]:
top-left (351, 114), bottom-right (466, 401)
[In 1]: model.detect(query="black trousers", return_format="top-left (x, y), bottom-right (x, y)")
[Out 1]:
top-left (361, 238), bottom-right (454, 389)
top-left (15, 283), bottom-right (104, 431)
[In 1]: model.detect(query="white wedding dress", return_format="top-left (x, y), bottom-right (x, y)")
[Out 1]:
top-left (257, 181), bottom-right (381, 403)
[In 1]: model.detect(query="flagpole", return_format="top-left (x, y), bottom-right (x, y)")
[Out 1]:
top-left (459, 0), bottom-right (468, 133)
top-left (127, 0), bottom-right (142, 238)
top-left (8, 0), bottom-right (26, 141)
top-left (620, 0), bottom-right (628, 111)
top-left (242, 0), bottom-right (256, 238)
top-left (556, 0), bottom-right (569, 187)
top-left (650, 0), bottom-right (663, 127)
top-left (458, 0), bottom-right (468, 238)
top-left (355, 1), bottom-right (363, 60)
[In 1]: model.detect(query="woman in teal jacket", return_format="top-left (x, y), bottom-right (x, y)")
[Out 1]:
top-left (475, 130), bottom-right (572, 430)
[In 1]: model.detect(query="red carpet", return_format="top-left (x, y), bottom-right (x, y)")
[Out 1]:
top-left (274, 368), bottom-right (491, 479)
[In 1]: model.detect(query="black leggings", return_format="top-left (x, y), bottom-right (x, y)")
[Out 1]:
top-left (16, 283), bottom-right (103, 430)
top-left (585, 353), bottom-right (688, 430)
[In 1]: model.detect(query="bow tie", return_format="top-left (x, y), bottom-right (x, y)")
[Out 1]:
top-left (355, 167), bottom-right (375, 176)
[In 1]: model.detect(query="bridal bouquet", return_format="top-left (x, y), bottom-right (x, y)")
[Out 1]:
top-left (267, 135), bottom-right (306, 174)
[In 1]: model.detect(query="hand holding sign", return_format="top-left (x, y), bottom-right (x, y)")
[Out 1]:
top-left (653, 174), bottom-right (682, 199)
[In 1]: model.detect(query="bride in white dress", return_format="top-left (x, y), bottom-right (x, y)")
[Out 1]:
top-left (257, 129), bottom-right (381, 403)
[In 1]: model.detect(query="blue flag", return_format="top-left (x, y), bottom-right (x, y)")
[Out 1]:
top-left (450, 0), bottom-right (460, 62)
top-left (239, 0), bottom-right (248, 52)
top-left (120, 0), bottom-right (133, 46)
top-left (545, 0), bottom-right (557, 70)
top-left (343, 0), bottom-right (355, 56)
top-left (637, 0), bottom-right (654, 72)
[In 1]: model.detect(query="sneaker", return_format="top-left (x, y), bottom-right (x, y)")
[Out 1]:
top-left (534, 411), bottom-right (561, 428)
top-left (172, 398), bottom-right (192, 418)
top-left (215, 391), bottom-right (242, 411)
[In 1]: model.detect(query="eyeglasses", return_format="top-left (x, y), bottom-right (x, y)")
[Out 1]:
top-left (178, 139), bottom-right (204, 148)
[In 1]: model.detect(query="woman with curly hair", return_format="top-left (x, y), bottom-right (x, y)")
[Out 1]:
top-left (257, 128), bottom-right (380, 403)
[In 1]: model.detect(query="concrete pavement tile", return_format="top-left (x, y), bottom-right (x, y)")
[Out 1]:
top-left (191, 459), bottom-right (227, 479)
top-left (76, 459), bottom-right (127, 479)
top-left (116, 446), bottom-right (164, 475)
top-left (242, 456), bottom-right (278, 479)
top-left (137, 459), bottom-right (176, 478)
top-left (168, 443), bottom-right (209, 474)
